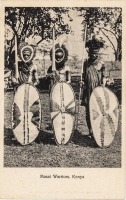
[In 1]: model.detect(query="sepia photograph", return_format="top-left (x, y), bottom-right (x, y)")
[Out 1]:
top-left (4, 6), bottom-right (122, 168)
top-left (1, 0), bottom-right (126, 199)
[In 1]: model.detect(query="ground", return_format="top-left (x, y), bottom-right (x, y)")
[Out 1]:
top-left (4, 76), bottom-right (121, 167)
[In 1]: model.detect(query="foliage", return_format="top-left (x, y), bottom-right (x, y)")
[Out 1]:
top-left (76, 7), bottom-right (122, 60)
top-left (5, 7), bottom-right (122, 69)
top-left (5, 7), bottom-right (72, 43)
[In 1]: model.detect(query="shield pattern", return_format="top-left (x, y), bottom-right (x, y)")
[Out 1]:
top-left (90, 86), bottom-right (119, 148)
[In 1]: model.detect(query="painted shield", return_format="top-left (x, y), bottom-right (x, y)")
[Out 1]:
top-left (12, 83), bottom-right (41, 145)
top-left (90, 86), bottom-right (119, 148)
top-left (50, 81), bottom-right (76, 145)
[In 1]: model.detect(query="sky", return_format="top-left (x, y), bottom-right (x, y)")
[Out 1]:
top-left (61, 9), bottom-right (116, 61)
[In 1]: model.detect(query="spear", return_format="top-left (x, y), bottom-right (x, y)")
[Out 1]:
top-left (15, 35), bottom-right (19, 82)
top-left (79, 23), bottom-right (87, 105)
top-left (81, 24), bottom-right (87, 85)
top-left (52, 24), bottom-right (56, 73)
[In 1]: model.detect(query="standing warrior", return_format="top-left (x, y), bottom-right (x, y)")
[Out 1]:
top-left (12, 43), bottom-right (39, 88)
top-left (81, 35), bottom-right (109, 139)
top-left (47, 43), bottom-right (71, 92)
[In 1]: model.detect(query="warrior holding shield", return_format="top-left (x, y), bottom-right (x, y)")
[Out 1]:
top-left (47, 28), bottom-right (76, 145)
top-left (80, 35), bottom-right (109, 139)
top-left (11, 42), bottom-right (41, 145)
top-left (12, 43), bottom-right (39, 89)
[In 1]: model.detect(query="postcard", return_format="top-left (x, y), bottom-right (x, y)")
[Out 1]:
top-left (0, 0), bottom-right (126, 199)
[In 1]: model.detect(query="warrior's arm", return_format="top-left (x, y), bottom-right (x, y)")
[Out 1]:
top-left (82, 60), bottom-right (88, 82)
top-left (66, 66), bottom-right (71, 83)
top-left (33, 65), bottom-right (39, 85)
top-left (35, 72), bottom-right (39, 84)
top-left (66, 71), bottom-right (71, 83)
top-left (101, 64), bottom-right (114, 86)
top-left (80, 60), bottom-right (87, 88)
top-left (34, 71), bottom-right (39, 85)
top-left (11, 62), bottom-right (19, 84)
top-left (102, 75), bottom-right (114, 86)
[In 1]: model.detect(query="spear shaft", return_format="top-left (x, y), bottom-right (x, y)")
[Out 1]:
top-left (15, 35), bottom-right (19, 81)
top-left (79, 23), bottom-right (87, 106)
top-left (76, 23), bottom-right (87, 129)
top-left (80, 23), bottom-right (87, 82)
top-left (52, 24), bottom-right (56, 72)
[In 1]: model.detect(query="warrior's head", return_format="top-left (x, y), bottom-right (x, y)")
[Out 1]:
top-left (19, 43), bottom-right (35, 63)
top-left (86, 34), bottom-right (104, 63)
top-left (50, 43), bottom-right (68, 70)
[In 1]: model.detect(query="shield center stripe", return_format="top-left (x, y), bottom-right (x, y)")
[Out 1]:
top-left (60, 82), bottom-right (65, 144)
top-left (24, 84), bottom-right (30, 144)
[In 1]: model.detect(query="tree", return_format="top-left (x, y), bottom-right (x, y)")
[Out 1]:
top-left (76, 7), bottom-right (122, 61)
top-left (5, 7), bottom-right (72, 41)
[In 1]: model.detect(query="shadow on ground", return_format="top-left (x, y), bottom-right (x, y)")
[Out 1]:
top-left (4, 127), bottom-right (56, 146)
top-left (72, 129), bottom-right (98, 148)
top-left (35, 130), bottom-right (56, 145)
top-left (4, 127), bottom-right (98, 148)
top-left (4, 128), bottom-right (20, 146)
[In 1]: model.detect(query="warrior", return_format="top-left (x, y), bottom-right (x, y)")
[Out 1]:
top-left (12, 43), bottom-right (39, 88)
top-left (47, 43), bottom-right (71, 92)
top-left (80, 35), bottom-right (109, 139)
